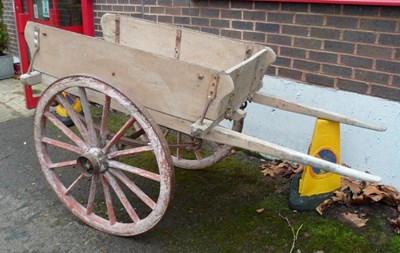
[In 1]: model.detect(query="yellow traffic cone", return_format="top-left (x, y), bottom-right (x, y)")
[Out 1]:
top-left (298, 119), bottom-right (341, 197)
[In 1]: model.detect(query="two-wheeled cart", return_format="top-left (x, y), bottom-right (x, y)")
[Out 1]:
top-left (21, 14), bottom-right (385, 236)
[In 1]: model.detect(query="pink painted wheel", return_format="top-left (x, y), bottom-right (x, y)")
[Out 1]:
top-left (165, 120), bottom-right (243, 170)
top-left (34, 75), bottom-right (174, 236)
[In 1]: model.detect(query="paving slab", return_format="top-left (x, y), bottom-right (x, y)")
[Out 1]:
top-left (0, 78), bottom-right (45, 123)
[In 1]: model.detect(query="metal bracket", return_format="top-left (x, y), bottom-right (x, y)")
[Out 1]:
top-left (198, 74), bottom-right (220, 124)
top-left (27, 27), bottom-right (40, 74)
top-left (244, 45), bottom-right (253, 60)
top-left (175, 29), bottom-right (182, 59)
top-left (207, 74), bottom-right (219, 100)
top-left (114, 15), bottom-right (120, 44)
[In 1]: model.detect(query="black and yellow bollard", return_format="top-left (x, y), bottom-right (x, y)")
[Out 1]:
top-left (289, 119), bottom-right (341, 211)
top-left (54, 92), bottom-right (83, 127)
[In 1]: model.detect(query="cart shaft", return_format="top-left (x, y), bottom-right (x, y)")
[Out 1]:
top-left (252, 91), bottom-right (386, 132)
top-left (205, 125), bottom-right (382, 183)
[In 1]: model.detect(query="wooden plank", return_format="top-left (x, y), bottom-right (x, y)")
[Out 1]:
top-left (101, 14), bottom-right (266, 73)
top-left (101, 13), bottom-right (276, 119)
top-left (252, 91), bottom-right (387, 132)
top-left (101, 14), bottom-right (177, 58)
top-left (225, 48), bottom-right (276, 116)
top-left (25, 22), bottom-right (234, 124)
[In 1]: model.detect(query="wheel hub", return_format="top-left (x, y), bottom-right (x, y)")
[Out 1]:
top-left (76, 148), bottom-right (107, 176)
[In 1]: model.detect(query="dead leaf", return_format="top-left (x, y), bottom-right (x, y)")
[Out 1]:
top-left (339, 212), bottom-right (368, 228)
top-left (256, 208), bottom-right (265, 213)
top-left (261, 167), bottom-right (276, 177)
top-left (316, 198), bottom-right (334, 215)
top-left (261, 161), bottom-right (302, 178)
top-left (362, 185), bottom-right (387, 202)
top-left (331, 190), bottom-right (345, 202)
top-left (341, 177), bottom-right (362, 194)
top-left (389, 217), bottom-right (400, 234)
top-left (293, 164), bottom-right (304, 174)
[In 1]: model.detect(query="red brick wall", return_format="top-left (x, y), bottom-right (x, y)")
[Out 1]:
top-left (93, 0), bottom-right (400, 102)
top-left (2, 0), bottom-right (18, 56)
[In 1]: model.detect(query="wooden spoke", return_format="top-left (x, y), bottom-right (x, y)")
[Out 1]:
top-left (128, 128), bottom-right (145, 140)
top-left (103, 117), bottom-right (136, 153)
top-left (65, 174), bottom-right (85, 195)
top-left (56, 94), bottom-right (91, 145)
top-left (48, 160), bottom-right (77, 169)
top-left (86, 174), bottom-right (98, 215)
top-left (44, 111), bottom-right (87, 149)
top-left (166, 119), bottom-right (242, 170)
top-left (194, 150), bottom-right (203, 160)
top-left (78, 87), bottom-right (98, 147)
top-left (42, 137), bottom-right (83, 155)
top-left (101, 175), bottom-right (117, 225)
top-left (104, 172), bottom-right (140, 223)
top-left (110, 168), bottom-right (156, 210)
top-left (163, 129), bottom-right (170, 138)
top-left (176, 132), bottom-right (182, 160)
top-left (34, 76), bottom-right (174, 236)
top-left (107, 146), bottom-right (153, 159)
top-left (100, 95), bottom-right (111, 147)
top-left (108, 160), bottom-right (161, 182)
top-left (210, 142), bottom-right (222, 151)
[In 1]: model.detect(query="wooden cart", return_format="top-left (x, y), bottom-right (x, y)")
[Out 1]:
top-left (22, 14), bottom-right (385, 236)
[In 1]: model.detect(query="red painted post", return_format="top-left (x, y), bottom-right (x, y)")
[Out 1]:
top-left (15, 0), bottom-right (95, 109)
top-left (82, 0), bottom-right (94, 37)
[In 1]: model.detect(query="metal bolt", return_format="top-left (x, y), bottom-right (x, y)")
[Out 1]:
top-left (198, 74), bottom-right (204, 80)
top-left (42, 31), bottom-right (47, 36)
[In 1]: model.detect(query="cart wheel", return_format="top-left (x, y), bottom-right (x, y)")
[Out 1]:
top-left (164, 119), bottom-right (243, 169)
top-left (34, 75), bottom-right (174, 236)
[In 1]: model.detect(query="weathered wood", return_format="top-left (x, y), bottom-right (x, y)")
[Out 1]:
top-left (225, 49), bottom-right (275, 117)
top-left (138, 110), bottom-right (383, 182)
top-left (101, 13), bottom-right (266, 72)
top-left (25, 22), bottom-right (235, 124)
top-left (252, 91), bottom-right (387, 132)
top-left (204, 126), bottom-right (382, 183)
top-left (101, 13), bottom-right (276, 119)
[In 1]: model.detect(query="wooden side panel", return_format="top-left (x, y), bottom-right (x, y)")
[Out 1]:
top-left (25, 22), bottom-right (234, 123)
top-left (226, 48), bottom-right (276, 114)
top-left (101, 14), bottom-right (177, 59)
top-left (101, 14), bottom-right (265, 72)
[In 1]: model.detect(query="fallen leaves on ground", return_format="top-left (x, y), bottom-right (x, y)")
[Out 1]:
top-left (261, 161), bottom-right (303, 178)
top-left (317, 177), bottom-right (400, 214)
top-left (316, 177), bottom-right (400, 233)
top-left (338, 212), bottom-right (368, 228)
top-left (261, 161), bottom-right (400, 233)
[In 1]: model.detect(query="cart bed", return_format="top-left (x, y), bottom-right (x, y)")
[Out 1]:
top-left (25, 16), bottom-right (275, 129)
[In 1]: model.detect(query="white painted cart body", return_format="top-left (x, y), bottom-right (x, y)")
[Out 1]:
top-left (23, 14), bottom-right (385, 236)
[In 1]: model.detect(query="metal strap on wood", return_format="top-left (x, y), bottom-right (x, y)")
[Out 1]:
top-left (20, 27), bottom-right (42, 86)
top-left (174, 29), bottom-right (182, 59)
top-left (114, 15), bottom-right (120, 44)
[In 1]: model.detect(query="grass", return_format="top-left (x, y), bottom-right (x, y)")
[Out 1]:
top-left (135, 151), bottom-right (400, 253)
